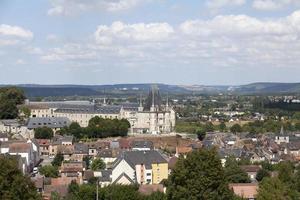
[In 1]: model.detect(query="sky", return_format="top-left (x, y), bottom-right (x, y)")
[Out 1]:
top-left (1, 0), bottom-right (300, 85)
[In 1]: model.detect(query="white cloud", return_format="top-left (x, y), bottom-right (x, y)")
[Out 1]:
top-left (41, 10), bottom-right (300, 72)
top-left (94, 21), bottom-right (174, 44)
top-left (47, 0), bottom-right (144, 16)
top-left (252, 0), bottom-right (300, 11)
top-left (46, 34), bottom-right (59, 42)
top-left (0, 24), bottom-right (33, 48)
top-left (41, 43), bottom-right (97, 61)
top-left (206, 0), bottom-right (246, 9)
top-left (16, 59), bottom-right (26, 65)
top-left (0, 24), bottom-right (33, 39)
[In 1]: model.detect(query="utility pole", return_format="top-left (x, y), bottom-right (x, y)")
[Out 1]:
top-left (96, 177), bottom-right (99, 200)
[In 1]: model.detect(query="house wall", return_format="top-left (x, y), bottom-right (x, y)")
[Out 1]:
top-left (111, 160), bottom-right (135, 183)
top-left (151, 163), bottom-right (168, 184)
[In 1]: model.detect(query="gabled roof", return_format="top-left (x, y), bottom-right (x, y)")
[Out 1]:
top-left (113, 172), bottom-right (135, 184)
top-left (9, 143), bottom-right (31, 153)
top-left (99, 170), bottom-right (112, 182)
top-left (240, 165), bottom-right (261, 173)
top-left (74, 143), bottom-right (88, 154)
top-left (60, 161), bottom-right (84, 173)
top-left (131, 140), bottom-right (154, 149)
top-left (27, 117), bottom-right (71, 129)
top-left (114, 150), bottom-right (167, 170)
top-left (229, 183), bottom-right (258, 199)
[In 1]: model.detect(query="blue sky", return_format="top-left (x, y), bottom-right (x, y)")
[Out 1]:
top-left (1, 0), bottom-right (300, 85)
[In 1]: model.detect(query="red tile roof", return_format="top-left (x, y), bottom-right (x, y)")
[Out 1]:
top-left (229, 183), bottom-right (258, 199)
top-left (9, 143), bottom-right (31, 153)
top-left (139, 184), bottom-right (164, 195)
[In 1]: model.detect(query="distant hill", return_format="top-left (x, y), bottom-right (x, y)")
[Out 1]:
top-left (1, 82), bottom-right (300, 97)
top-left (228, 82), bottom-right (300, 94)
top-left (0, 84), bottom-right (190, 97)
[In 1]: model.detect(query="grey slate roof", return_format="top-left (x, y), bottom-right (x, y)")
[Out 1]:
top-left (0, 119), bottom-right (22, 126)
top-left (99, 169), bottom-right (112, 182)
top-left (74, 143), bottom-right (88, 154)
top-left (113, 172), bottom-right (135, 184)
top-left (54, 105), bottom-right (121, 114)
top-left (27, 117), bottom-right (71, 129)
top-left (131, 141), bottom-right (154, 150)
top-left (114, 150), bottom-right (167, 169)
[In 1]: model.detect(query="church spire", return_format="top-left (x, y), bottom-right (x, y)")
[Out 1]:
top-left (139, 94), bottom-right (143, 107)
top-left (152, 88), bottom-right (155, 107)
top-left (166, 92), bottom-right (169, 108)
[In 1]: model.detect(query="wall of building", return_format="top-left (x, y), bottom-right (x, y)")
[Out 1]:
top-left (151, 163), bottom-right (168, 184)
top-left (111, 160), bottom-right (135, 183)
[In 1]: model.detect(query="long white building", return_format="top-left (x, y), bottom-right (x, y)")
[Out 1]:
top-left (26, 87), bottom-right (176, 135)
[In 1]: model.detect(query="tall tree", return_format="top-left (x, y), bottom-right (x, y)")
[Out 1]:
top-left (91, 158), bottom-right (106, 171)
top-left (167, 148), bottom-right (234, 200)
top-left (0, 155), bottom-right (41, 199)
top-left (256, 169), bottom-right (270, 182)
top-left (257, 177), bottom-right (299, 200)
top-left (0, 87), bottom-right (25, 119)
top-left (39, 165), bottom-right (58, 178)
top-left (52, 153), bottom-right (64, 167)
top-left (230, 124), bottom-right (242, 134)
top-left (224, 156), bottom-right (251, 183)
top-left (34, 127), bottom-right (54, 139)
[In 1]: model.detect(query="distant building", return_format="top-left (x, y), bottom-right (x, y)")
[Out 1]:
top-left (27, 117), bottom-right (71, 132)
top-left (25, 86), bottom-right (176, 135)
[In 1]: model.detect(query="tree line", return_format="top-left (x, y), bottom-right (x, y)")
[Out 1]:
top-left (34, 116), bottom-right (131, 140)
top-left (176, 119), bottom-right (300, 137)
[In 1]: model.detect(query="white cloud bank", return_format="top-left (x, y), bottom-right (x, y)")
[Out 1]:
top-left (41, 10), bottom-right (300, 71)
top-left (206, 0), bottom-right (246, 9)
top-left (0, 24), bottom-right (33, 47)
top-left (252, 0), bottom-right (300, 11)
top-left (48, 0), bottom-right (145, 16)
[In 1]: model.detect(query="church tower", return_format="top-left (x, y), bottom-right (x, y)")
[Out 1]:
top-left (149, 86), bottom-right (157, 134)
top-left (138, 94), bottom-right (143, 112)
top-left (164, 93), bottom-right (171, 133)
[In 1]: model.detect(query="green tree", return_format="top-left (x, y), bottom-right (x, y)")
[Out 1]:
top-left (39, 165), bottom-right (58, 178)
top-left (277, 161), bottom-right (294, 184)
top-left (295, 122), bottom-right (300, 131)
top-left (256, 169), bottom-right (270, 182)
top-left (0, 155), bottom-right (41, 199)
top-left (292, 112), bottom-right (300, 120)
top-left (91, 158), bottom-right (106, 171)
top-left (204, 122), bottom-right (215, 132)
top-left (167, 148), bottom-right (234, 200)
top-left (60, 122), bottom-right (83, 139)
top-left (224, 156), bottom-right (251, 183)
top-left (219, 122), bottom-right (227, 132)
top-left (0, 87), bottom-right (25, 119)
top-left (230, 124), bottom-right (242, 134)
top-left (257, 177), bottom-right (298, 200)
top-left (100, 184), bottom-right (140, 200)
top-left (144, 191), bottom-right (167, 200)
top-left (34, 127), bottom-right (54, 139)
top-left (195, 128), bottom-right (206, 141)
top-left (19, 105), bottom-right (31, 118)
top-left (52, 153), bottom-right (64, 167)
